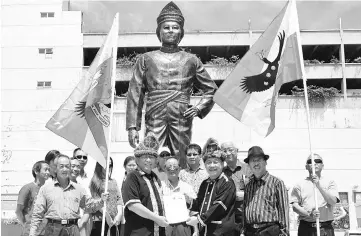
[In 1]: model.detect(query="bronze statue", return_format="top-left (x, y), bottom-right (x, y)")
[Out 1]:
top-left (126, 1), bottom-right (217, 168)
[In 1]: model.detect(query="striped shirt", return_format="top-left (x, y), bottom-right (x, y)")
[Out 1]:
top-left (244, 172), bottom-right (289, 233)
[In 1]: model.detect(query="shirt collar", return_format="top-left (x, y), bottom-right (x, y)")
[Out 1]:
top-left (207, 172), bottom-right (227, 183)
top-left (250, 171), bottom-right (270, 182)
top-left (186, 164), bottom-right (204, 173)
top-left (224, 160), bottom-right (242, 171)
top-left (54, 179), bottom-right (75, 190)
top-left (165, 179), bottom-right (181, 191)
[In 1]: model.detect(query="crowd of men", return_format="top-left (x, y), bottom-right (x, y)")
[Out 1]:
top-left (15, 133), bottom-right (341, 236)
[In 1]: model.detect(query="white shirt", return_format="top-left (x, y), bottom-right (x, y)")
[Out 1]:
top-left (161, 179), bottom-right (197, 200)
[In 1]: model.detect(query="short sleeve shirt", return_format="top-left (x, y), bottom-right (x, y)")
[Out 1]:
top-left (290, 176), bottom-right (340, 222)
top-left (223, 161), bottom-right (249, 193)
top-left (17, 182), bottom-right (40, 222)
top-left (179, 166), bottom-right (208, 195)
top-left (122, 170), bottom-right (165, 236)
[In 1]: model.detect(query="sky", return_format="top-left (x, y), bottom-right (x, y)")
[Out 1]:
top-left (68, 1), bottom-right (361, 33)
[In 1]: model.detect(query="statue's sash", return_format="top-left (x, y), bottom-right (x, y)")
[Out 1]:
top-left (146, 90), bottom-right (189, 117)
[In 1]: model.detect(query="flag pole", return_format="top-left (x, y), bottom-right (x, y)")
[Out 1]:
top-left (101, 13), bottom-right (119, 236)
top-left (339, 18), bottom-right (347, 100)
top-left (290, 0), bottom-right (321, 235)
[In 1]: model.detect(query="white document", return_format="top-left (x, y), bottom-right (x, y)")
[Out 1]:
top-left (163, 194), bottom-right (189, 224)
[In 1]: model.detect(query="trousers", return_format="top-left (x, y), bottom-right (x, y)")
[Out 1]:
top-left (43, 223), bottom-right (80, 236)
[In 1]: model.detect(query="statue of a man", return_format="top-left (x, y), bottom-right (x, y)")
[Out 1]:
top-left (126, 1), bottom-right (217, 168)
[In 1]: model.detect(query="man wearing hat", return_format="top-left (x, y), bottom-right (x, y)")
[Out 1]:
top-left (122, 133), bottom-right (168, 236)
top-left (243, 146), bottom-right (289, 236)
top-left (186, 150), bottom-right (237, 236)
top-left (126, 1), bottom-right (218, 169)
top-left (291, 154), bottom-right (339, 236)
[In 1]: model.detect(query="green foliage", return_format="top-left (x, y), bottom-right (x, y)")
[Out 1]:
top-left (291, 85), bottom-right (340, 105)
top-left (330, 55), bottom-right (340, 64)
top-left (2, 217), bottom-right (20, 225)
top-left (116, 53), bottom-right (141, 66)
top-left (353, 57), bottom-right (361, 63)
top-left (206, 55), bottom-right (240, 66)
top-left (303, 59), bottom-right (324, 65)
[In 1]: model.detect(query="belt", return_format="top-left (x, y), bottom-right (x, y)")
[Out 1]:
top-left (247, 222), bottom-right (278, 229)
top-left (300, 220), bottom-right (333, 228)
top-left (47, 219), bottom-right (78, 225)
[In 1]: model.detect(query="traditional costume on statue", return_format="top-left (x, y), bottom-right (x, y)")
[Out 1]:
top-left (126, 2), bottom-right (217, 167)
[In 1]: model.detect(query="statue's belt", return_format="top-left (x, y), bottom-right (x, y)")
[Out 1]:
top-left (146, 90), bottom-right (190, 116)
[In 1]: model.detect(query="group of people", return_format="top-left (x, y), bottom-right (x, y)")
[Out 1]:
top-left (16, 133), bottom-right (340, 236)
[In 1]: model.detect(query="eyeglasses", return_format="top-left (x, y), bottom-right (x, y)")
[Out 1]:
top-left (166, 166), bottom-right (179, 171)
top-left (186, 153), bottom-right (198, 157)
top-left (76, 155), bottom-right (88, 160)
top-left (222, 148), bottom-right (236, 153)
top-left (306, 159), bottom-right (323, 164)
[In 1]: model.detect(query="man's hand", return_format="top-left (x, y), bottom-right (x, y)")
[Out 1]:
top-left (101, 192), bottom-right (110, 202)
top-left (77, 218), bottom-right (85, 229)
top-left (155, 215), bottom-right (169, 227)
top-left (105, 212), bottom-right (114, 227)
top-left (309, 208), bottom-right (320, 219)
top-left (184, 106), bottom-right (199, 119)
top-left (310, 174), bottom-right (320, 187)
top-left (113, 212), bottom-right (122, 226)
top-left (128, 128), bottom-right (139, 148)
top-left (186, 216), bottom-right (199, 227)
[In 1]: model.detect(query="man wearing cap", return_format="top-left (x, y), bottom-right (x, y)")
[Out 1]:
top-left (126, 1), bottom-right (218, 169)
top-left (153, 147), bottom-right (171, 182)
top-left (221, 142), bottom-right (252, 235)
top-left (122, 133), bottom-right (168, 236)
top-left (243, 146), bottom-right (289, 236)
top-left (291, 154), bottom-right (339, 236)
top-left (186, 150), bottom-right (237, 236)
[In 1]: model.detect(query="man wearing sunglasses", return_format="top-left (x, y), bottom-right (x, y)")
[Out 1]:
top-left (291, 154), bottom-right (340, 236)
top-left (73, 148), bottom-right (88, 179)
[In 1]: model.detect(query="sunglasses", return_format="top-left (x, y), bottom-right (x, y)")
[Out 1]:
top-left (160, 153), bottom-right (171, 158)
top-left (76, 155), bottom-right (88, 160)
top-left (306, 159), bottom-right (323, 164)
top-left (186, 153), bottom-right (198, 157)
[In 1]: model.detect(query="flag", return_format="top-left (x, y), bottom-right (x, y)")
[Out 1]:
top-left (46, 14), bottom-right (119, 167)
top-left (214, 0), bottom-right (305, 136)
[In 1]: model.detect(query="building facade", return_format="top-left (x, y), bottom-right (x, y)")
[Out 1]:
top-left (1, 0), bottom-right (361, 233)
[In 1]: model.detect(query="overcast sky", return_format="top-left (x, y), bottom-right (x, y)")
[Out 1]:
top-left (69, 1), bottom-right (361, 33)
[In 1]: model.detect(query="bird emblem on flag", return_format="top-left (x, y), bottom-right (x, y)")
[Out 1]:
top-left (75, 57), bottom-right (113, 127)
top-left (240, 31), bottom-right (285, 93)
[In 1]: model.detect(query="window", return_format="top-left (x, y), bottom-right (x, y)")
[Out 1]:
top-left (38, 48), bottom-right (53, 59)
top-left (37, 81), bottom-right (52, 89)
top-left (40, 12), bottom-right (55, 18)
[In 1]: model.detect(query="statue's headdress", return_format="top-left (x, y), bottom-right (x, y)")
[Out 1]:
top-left (156, 1), bottom-right (185, 42)
top-left (134, 132), bottom-right (159, 158)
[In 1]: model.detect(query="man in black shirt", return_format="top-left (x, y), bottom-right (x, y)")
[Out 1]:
top-left (186, 150), bottom-right (237, 236)
top-left (122, 133), bottom-right (168, 236)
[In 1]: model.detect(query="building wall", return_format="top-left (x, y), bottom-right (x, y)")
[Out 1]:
top-left (1, 0), bottom-right (361, 229)
top-left (1, 0), bottom-right (83, 200)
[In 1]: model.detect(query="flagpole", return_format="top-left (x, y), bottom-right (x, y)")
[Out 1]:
top-left (339, 18), bottom-right (347, 100)
top-left (290, 0), bottom-right (321, 235)
top-left (101, 13), bottom-right (119, 236)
